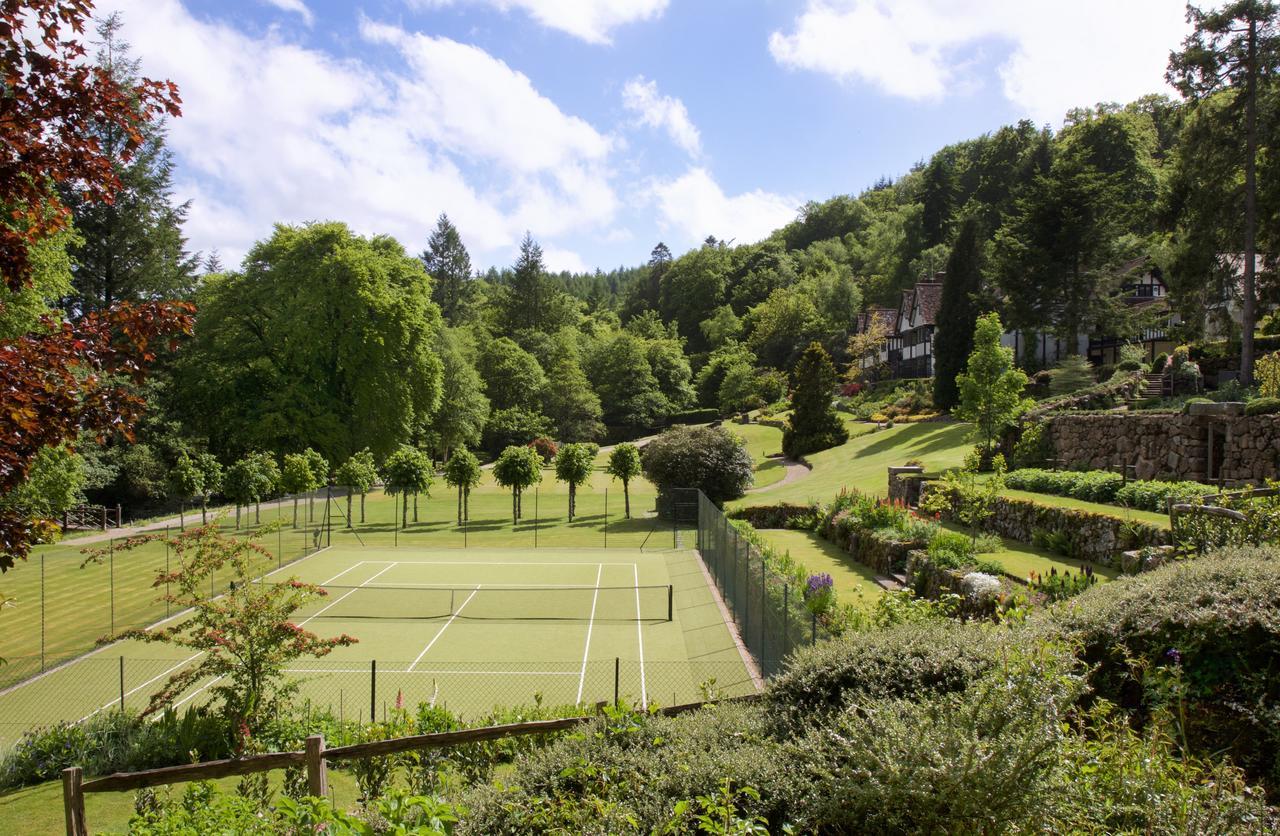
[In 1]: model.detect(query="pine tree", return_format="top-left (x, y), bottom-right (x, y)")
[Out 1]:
top-left (62, 13), bottom-right (196, 313)
top-left (420, 213), bottom-right (473, 323)
top-left (507, 232), bottom-right (547, 331)
top-left (933, 218), bottom-right (986, 411)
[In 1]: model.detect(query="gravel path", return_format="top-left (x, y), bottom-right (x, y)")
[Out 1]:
top-left (746, 459), bottom-right (812, 494)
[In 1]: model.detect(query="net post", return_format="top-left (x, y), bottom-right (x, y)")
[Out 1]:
top-left (614, 657), bottom-right (620, 706)
top-left (534, 488), bottom-right (539, 549)
top-left (667, 585), bottom-right (674, 622)
top-left (394, 494), bottom-right (399, 548)
top-left (119, 656), bottom-right (125, 713)
top-left (326, 483), bottom-right (332, 548)
top-left (165, 534), bottom-right (172, 618)
top-left (370, 660), bottom-right (377, 723)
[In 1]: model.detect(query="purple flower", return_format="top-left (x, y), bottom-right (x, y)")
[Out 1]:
top-left (1166, 648), bottom-right (1182, 665)
top-left (805, 573), bottom-right (834, 600)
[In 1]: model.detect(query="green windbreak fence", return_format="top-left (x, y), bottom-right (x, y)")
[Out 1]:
top-left (690, 489), bottom-right (833, 679)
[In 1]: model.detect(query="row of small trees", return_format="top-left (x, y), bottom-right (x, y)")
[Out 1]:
top-left (169, 439), bottom-right (647, 532)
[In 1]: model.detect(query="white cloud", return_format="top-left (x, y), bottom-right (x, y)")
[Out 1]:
top-left (263, 0), bottom-right (313, 26)
top-left (99, 0), bottom-right (618, 267)
top-left (769, 0), bottom-right (1191, 124)
top-left (622, 76), bottom-right (701, 156)
top-left (647, 168), bottom-right (797, 248)
top-left (542, 245), bottom-right (590, 273)
top-left (415, 0), bottom-right (668, 44)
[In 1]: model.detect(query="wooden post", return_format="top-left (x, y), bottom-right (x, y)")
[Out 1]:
top-left (62, 767), bottom-right (86, 836)
top-left (305, 735), bottom-right (328, 797)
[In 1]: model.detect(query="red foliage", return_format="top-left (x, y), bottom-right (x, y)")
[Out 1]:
top-left (841, 381), bottom-right (862, 397)
top-left (528, 436), bottom-right (558, 464)
top-left (1, 0), bottom-right (182, 291)
top-left (1, 302), bottom-right (195, 568)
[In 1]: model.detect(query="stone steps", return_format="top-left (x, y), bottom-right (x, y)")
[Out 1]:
top-left (875, 573), bottom-right (907, 591)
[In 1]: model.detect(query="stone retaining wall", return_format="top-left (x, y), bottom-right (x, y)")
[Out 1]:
top-left (1046, 413), bottom-right (1280, 484)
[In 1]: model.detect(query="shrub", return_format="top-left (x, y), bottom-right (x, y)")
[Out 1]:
top-left (1037, 546), bottom-right (1280, 794)
top-left (1114, 478), bottom-right (1210, 512)
top-left (1011, 421), bottom-right (1053, 469)
top-left (783, 342), bottom-right (849, 457)
top-left (1152, 352), bottom-right (1168, 372)
top-left (1245, 396), bottom-right (1280, 416)
top-left (1008, 468), bottom-right (1215, 513)
top-left (667, 407), bottom-right (720, 425)
top-left (527, 436), bottom-right (558, 463)
top-left (1257, 351), bottom-right (1280, 399)
top-left (1049, 355), bottom-right (1097, 396)
top-left (641, 425), bottom-right (753, 507)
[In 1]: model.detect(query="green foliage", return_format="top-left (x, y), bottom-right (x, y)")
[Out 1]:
top-left (955, 313), bottom-right (1029, 459)
top-left (588, 331), bottom-right (671, 430)
top-left (174, 222), bottom-right (443, 463)
top-left (1048, 355), bottom-right (1097, 396)
top-left (493, 445), bottom-right (542, 523)
top-left (0, 444), bottom-right (85, 523)
top-left (1245, 396), bottom-right (1280, 415)
top-left (782, 342), bottom-right (848, 458)
top-left (641, 425), bottom-right (753, 507)
top-left (920, 452), bottom-right (1006, 542)
top-left (381, 445), bottom-right (433, 526)
top-left (477, 337), bottom-right (546, 413)
top-left (1011, 421), bottom-right (1053, 468)
top-left (421, 212), bottom-right (473, 324)
top-left (553, 443), bottom-right (596, 520)
top-left (280, 452), bottom-right (316, 496)
top-left (335, 449), bottom-right (378, 495)
top-left (481, 406), bottom-right (552, 457)
top-left (932, 217), bottom-right (985, 411)
top-left (427, 328), bottom-right (490, 459)
top-left (443, 447), bottom-right (482, 525)
top-left (1026, 565), bottom-right (1097, 602)
top-left (542, 353), bottom-right (605, 442)
top-left (168, 452), bottom-right (203, 505)
top-left (1257, 351), bottom-right (1280, 398)
top-left (606, 442), bottom-right (642, 518)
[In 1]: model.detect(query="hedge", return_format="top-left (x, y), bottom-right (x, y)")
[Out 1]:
top-left (667, 408), bottom-right (721, 425)
top-left (1007, 468), bottom-right (1213, 513)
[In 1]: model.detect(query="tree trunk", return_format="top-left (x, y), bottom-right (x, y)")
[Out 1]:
top-left (1242, 15), bottom-right (1259, 386)
top-left (179, 501), bottom-right (184, 531)
top-left (235, 504), bottom-right (241, 529)
top-left (308, 494), bottom-right (314, 523)
top-left (512, 488), bottom-right (519, 525)
top-left (293, 497), bottom-right (299, 528)
top-left (569, 483), bottom-right (576, 521)
top-left (624, 481), bottom-right (631, 519)
top-left (201, 496), bottom-right (207, 525)
top-left (457, 486), bottom-right (463, 526)
top-left (464, 487), bottom-right (470, 521)
top-left (401, 494), bottom-right (408, 529)
top-left (346, 493), bottom-right (354, 530)
top-left (360, 492), bottom-right (366, 523)
top-left (413, 493), bottom-right (419, 523)
top-left (255, 500), bottom-right (261, 525)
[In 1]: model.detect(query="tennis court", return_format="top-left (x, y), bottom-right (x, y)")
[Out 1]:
top-left (0, 544), bottom-right (756, 747)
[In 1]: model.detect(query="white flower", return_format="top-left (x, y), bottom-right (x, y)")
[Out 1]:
top-left (961, 572), bottom-right (1002, 600)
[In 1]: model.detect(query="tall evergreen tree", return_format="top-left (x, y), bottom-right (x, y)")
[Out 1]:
top-left (62, 13), bottom-right (195, 313)
top-left (782, 342), bottom-right (849, 458)
top-left (420, 213), bottom-right (473, 323)
top-left (507, 232), bottom-right (548, 331)
top-left (1168, 0), bottom-right (1280, 384)
top-left (933, 218), bottom-right (986, 411)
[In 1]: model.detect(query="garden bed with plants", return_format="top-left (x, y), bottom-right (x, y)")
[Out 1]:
top-left (1004, 468), bottom-right (1210, 514)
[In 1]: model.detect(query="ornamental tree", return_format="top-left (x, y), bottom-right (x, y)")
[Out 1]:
top-left (334, 449), bottom-right (378, 527)
top-left (783, 342), bottom-right (848, 458)
top-left (248, 452), bottom-right (280, 525)
top-left (383, 445), bottom-right (433, 528)
top-left (195, 453), bottom-right (222, 525)
top-left (168, 453), bottom-right (204, 531)
top-left (554, 443), bottom-right (596, 521)
top-left (493, 445), bottom-right (542, 524)
top-left (956, 312), bottom-right (1030, 464)
top-left (222, 457), bottom-right (258, 530)
top-left (443, 448), bottom-right (482, 525)
top-left (606, 443), bottom-right (642, 519)
top-left (303, 448), bottom-right (329, 523)
top-left (105, 525), bottom-right (356, 735)
top-left (280, 453), bottom-right (316, 528)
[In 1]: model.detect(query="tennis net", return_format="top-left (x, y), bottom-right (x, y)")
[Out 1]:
top-left (284, 583), bottom-right (674, 622)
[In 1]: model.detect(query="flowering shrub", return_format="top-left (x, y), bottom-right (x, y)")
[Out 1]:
top-left (804, 573), bottom-right (835, 615)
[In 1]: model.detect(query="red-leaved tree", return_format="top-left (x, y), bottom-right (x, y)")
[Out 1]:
top-left (1, 0), bottom-right (190, 568)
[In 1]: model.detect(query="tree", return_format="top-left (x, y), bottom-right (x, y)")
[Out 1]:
top-left (543, 354), bottom-right (605, 442)
top-left (0, 445), bottom-right (85, 530)
top-left (0, 0), bottom-right (181, 290)
top-left (482, 407), bottom-right (553, 457)
top-left (504, 232), bottom-right (559, 332)
top-left (303, 448), bottom-right (329, 523)
top-left (168, 453), bottom-right (203, 531)
top-left (382, 445), bottom-right (433, 528)
top-left (956, 312), bottom-right (1031, 463)
top-left (660, 244), bottom-right (729, 351)
top-left (62, 14), bottom-right (196, 314)
top-left (493, 445), bottom-right (542, 524)
top-left (719, 361), bottom-right (764, 415)
top-left (0, 1), bottom-right (190, 568)
top-left (173, 222), bottom-right (443, 463)
top-left (420, 213), bottom-right (473, 324)
top-left (641, 426), bottom-right (753, 509)
top-left (443, 448), bottom-right (482, 525)
top-left (334, 449), bottom-right (377, 527)
top-left (588, 332), bottom-right (669, 430)
top-left (195, 453), bottom-right (222, 525)
top-left (223, 456), bottom-right (259, 530)
top-left (428, 329), bottom-right (490, 461)
top-left (606, 443), bottom-right (642, 519)
top-left (554, 443), bottom-right (595, 521)
top-left (247, 451), bottom-right (279, 526)
top-left (280, 453), bottom-right (317, 528)
top-left (783, 343), bottom-right (849, 458)
top-left (1169, 1), bottom-right (1280, 385)
top-left (108, 525), bottom-right (355, 733)
top-left (477, 337), bottom-right (546, 412)
top-left (933, 218), bottom-right (987, 410)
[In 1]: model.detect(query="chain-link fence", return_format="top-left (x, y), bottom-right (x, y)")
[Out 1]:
top-left (0, 494), bottom-right (330, 692)
top-left (0, 655), bottom-right (757, 751)
top-left (691, 489), bottom-right (832, 679)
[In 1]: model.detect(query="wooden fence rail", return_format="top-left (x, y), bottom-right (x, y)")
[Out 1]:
top-left (61, 696), bottom-right (754, 835)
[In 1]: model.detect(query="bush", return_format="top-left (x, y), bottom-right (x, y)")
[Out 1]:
top-left (1245, 396), bottom-right (1280, 416)
top-left (1037, 546), bottom-right (1280, 794)
top-left (1113, 478), bottom-right (1210, 512)
top-left (482, 407), bottom-right (552, 456)
top-left (1049, 355), bottom-right (1097, 396)
top-left (641, 425), bottom-right (753, 507)
top-left (527, 436), bottom-right (557, 463)
top-left (1011, 421), bottom-right (1053, 468)
top-left (1007, 468), bottom-right (1215, 513)
top-left (667, 407), bottom-right (720, 425)
top-left (1152, 352), bottom-right (1168, 373)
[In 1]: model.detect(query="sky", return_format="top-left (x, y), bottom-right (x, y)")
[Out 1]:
top-left (97, 0), bottom-right (1195, 273)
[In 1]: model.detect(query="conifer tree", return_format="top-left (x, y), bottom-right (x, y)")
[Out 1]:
top-left (420, 213), bottom-right (473, 324)
top-left (933, 217), bottom-right (986, 411)
top-left (783, 342), bottom-right (848, 458)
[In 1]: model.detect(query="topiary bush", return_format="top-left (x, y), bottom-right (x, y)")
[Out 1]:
top-left (1245, 396), bottom-right (1280, 416)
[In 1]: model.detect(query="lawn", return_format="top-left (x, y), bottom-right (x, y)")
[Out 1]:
top-left (728, 422), bottom-right (787, 488)
top-left (938, 522), bottom-right (1120, 581)
top-left (752, 529), bottom-right (884, 608)
top-left (729, 421), bottom-right (973, 508)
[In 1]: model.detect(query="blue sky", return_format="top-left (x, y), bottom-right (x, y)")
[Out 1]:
top-left (99, 0), bottom-right (1192, 272)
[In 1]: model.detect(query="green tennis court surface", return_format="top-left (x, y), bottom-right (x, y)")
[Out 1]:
top-left (0, 546), bottom-right (755, 749)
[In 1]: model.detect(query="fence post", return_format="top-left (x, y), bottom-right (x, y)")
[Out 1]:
top-left (759, 556), bottom-right (767, 676)
top-left (119, 656), bottom-right (125, 713)
top-left (783, 584), bottom-right (789, 660)
top-left (165, 535), bottom-right (171, 618)
top-left (811, 612), bottom-right (817, 646)
top-left (41, 554), bottom-right (46, 671)
top-left (62, 766), bottom-right (86, 836)
top-left (370, 660), bottom-right (377, 723)
top-left (534, 488), bottom-right (539, 548)
top-left (109, 538), bottom-right (115, 637)
top-left (603, 489), bottom-right (608, 550)
top-left (667, 585), bottom-right (674, 622)
top-left (306, 734), bottom-right (328, 797)
top-left (614, 657), bottom-right (620, 706)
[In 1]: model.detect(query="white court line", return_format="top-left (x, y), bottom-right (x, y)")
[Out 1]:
top-left (575, 564), bottom-right (604, 704)
top-left (79, 560), bottom-right (372, 723)
top-left (355, 560), bottom-right (637, 567)
top-left (168, 562), bottom-right (395, 712)
top-left (360, 581), bottom-right (625, 589)
top-left (406, 585), bottom-right (482, 672)
top-left (285, 668), bottom-right (580, 676)
top-left (634, 563), bottom-right (647, 709)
